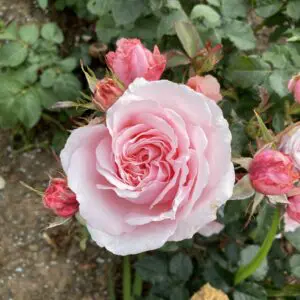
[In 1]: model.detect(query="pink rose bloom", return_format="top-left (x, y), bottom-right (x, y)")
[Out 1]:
top-left (187, 75), bottom-right (222, 102)
top-left (61, 78), bottom-right (234, 255)
top-left (249, 149), bottom-right (298, 195)
top-left (43, 178), bottom-right (79, 218)
top-left (106, 38), bottom-right (166, 87)
top-left (288, 75), bottom-right (300, 103)
top-left (93, 78), bottom-right (124, 111)
top-left (280, 126), bottom-right (300, 170)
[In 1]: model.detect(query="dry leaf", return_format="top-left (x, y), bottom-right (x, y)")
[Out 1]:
top-left (231, 175), bottom-right (255, 200)
top-left (191, 283), bottom-right (229, 300)
top-left (232, 157), bottom-right (252, 170)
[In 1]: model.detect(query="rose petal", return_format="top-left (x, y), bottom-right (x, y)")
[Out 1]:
top-left (87, 219), bottom-right (176, 256)
top-left (198, 221), bottom-right (224, 237)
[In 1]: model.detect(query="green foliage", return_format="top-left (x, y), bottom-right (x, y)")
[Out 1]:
top-left (240, 245), bottom-right (269, 281)
top-left (37, 0), bottom-right (48, 10)
top-left (0, 22), bottom-right (81, 128)
top-left (174, 21), bottom-right (202, 57)
top-left (0, 42), bottom-right (28, 67)
top-left (223, 20), bottom-right (256, 50)
top-left (225, 55), bottom-right (271, 88)
top-left (169, 252), bottom-right (193, 282)
top-left (190, 5), bottom-right (221, 28)
top-left (285, 227), bottom-right (300, 251)
top-left (286, 0), bottom-right (300, 21)
top-left (19, 24), bottom-right (39, 44)
top-left (290, 255), bottom-right (300, 278)
top-left (255, 1), bottom-right (282, 18)
top-left (233, 282), bottom-right (267, 300)
top-left (41, 23), bottom-right (64, 44)
top-left (135, 256), bottom-right (169, 284)
top-left (252, 203), bottom-right (276, 243)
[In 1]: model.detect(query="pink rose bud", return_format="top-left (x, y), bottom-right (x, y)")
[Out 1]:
top-left (187, 75), bottom-right (222, 102)
top-left (43, 178), bottom-right (79, 218)
top-left (93, 78), bottom-right (124, 111)
top-left (249, 149), bottom-right (299, 195)
top-left (193, 41), bottom-right (223, 73)
top-left (287, 193), bottom-right (300, 223)
top-left (288, 75), bottom-right (300, 103)
top-left (106, 38), bottom-right (166, 86)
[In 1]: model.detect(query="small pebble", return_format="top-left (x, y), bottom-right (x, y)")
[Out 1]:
top-left (0, 176), bottom-right (6, 190)
top-left (15, 267), bottom-right (23, 273)
top-left (96, 257), bottom-right (105, 264)
top-left (29, 244), bottom-right (39, 251)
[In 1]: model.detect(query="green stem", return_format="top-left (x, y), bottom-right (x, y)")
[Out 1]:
top-left (123, 256), bottom-right (131, 300)
top-left (234, 206), bottom-right (280, 285)
top-left (133, 253), bottom-right (144, 297)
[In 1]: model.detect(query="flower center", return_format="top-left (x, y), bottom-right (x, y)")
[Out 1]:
top-left (116, 135), bottom-right (174, 187)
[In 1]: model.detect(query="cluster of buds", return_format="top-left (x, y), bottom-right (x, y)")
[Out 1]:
top-left (43, 38), bottom-right (168, 218)
top-left (43, 33), bottom-right (223, 221)
top-left (233, 123), bottom-right (300, 232)
top-left (232, 73), bottom-right (300, 232)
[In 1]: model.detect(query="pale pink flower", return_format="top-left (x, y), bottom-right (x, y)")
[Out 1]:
top-left (187, 75), bottom-right (222, 102)
top-left (288, 75), bottom-right (300, 103)
top-left (93, 78), bottom-right (124, 111)
top-left (60, 78), bottom-right (234, 255)
top-left (284, 188), bottom-right (300, 232)
top-left (43, 178), bottom-right (78, 218)
top-left (106, 38), bottom-right (166, 86)
top-left (249, 149), bottom-right (298, 195)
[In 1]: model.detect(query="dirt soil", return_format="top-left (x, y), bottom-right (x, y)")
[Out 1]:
top-left (0, 129), bottom-right (114, 300)
top-left (0, 1), bottom-right (115, 298)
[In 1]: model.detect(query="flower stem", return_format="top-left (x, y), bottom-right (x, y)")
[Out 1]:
top-left (123, 256), bottom-right (131, 300)
top-left (133, 253), bottom-right (144, 297)
top-left (234, 206), bottom-right (280, 285)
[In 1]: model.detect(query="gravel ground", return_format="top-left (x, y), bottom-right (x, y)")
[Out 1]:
top-left (0, 1), bottom-right (115, 298)
top-left (0, 130), bottom-right (113, 300)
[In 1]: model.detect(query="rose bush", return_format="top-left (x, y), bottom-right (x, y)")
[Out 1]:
top-left (60, 78), bottom-right (234, 255)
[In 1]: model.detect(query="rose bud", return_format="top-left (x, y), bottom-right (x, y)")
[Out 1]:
top-left (43, 178), bottom-right (78, 218)
top-left (192, 42), bottom-right (223, 74)
top-left (288, 74), bottom-right (300, 103)
top-left (93, 78), bottom-right (124, 111)
top-left (187, 75), bottom-right (222, 102)
top-left (249, 149), bottom-right (299, 195)
top-left (106, 38), bottom-right (166, 86)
